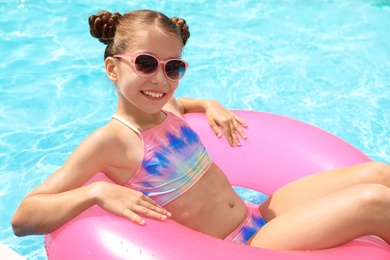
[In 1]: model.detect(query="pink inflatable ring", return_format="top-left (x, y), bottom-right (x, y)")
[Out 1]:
top-left (44, 111), bottom-right (390, 259)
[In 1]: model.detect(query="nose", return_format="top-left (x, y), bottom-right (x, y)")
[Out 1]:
top-left (151, 64), bottom-right (168, 83)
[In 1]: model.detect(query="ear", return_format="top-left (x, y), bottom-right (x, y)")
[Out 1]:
top-left (105, 57), bottom-right (118, 82)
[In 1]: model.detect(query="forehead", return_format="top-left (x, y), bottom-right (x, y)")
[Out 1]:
top-left (128, 28), bottom-right (183, 59)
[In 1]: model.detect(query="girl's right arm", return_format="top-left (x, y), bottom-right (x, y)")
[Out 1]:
top-left (12, 127), bottom-right (169, 236)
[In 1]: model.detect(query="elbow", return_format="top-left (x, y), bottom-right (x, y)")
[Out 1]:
top-left (11, 215), bottom-right (26, 237)
top-left (11, 212), bottom-right (36, 237)
top-left (12, 196), bottom-right (43, 236)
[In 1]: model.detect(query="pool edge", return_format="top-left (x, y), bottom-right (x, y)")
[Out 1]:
top-left (0, 242), bottom-right (26, 260)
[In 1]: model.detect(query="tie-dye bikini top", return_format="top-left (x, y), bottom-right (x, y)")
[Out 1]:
top-left (111, 111), bottom-right (213, 206)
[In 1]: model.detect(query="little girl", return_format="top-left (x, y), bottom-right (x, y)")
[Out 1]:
top-left (12, 9), bottom-right (390, 250)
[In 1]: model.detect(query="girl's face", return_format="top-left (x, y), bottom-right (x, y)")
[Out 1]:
top-left (108, 28), bottom-right (183, 115)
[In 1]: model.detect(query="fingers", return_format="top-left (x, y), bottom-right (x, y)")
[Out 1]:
top-left (234, 115), bottom-right (248, 129)
top-left (99, 184), bottom-right (171, 226)
top-left (211, 115), bottom-right (248, 147)
top-left (203, 102), bottom-right (248, 146)
top-left (221, 121), bottom-right (239, 147)
top-left (121, 203), bottom-right (171, 225)
top-left (125, 195), bottom-right (171, 224)
top-left (232, 115), bottom-right (248, 141)
top-left (122, 209), bottom-right (147, 225)
top-left (207, 119), bottom-right (223, 138)
top-left (140, 197), bottom-right (172, 219)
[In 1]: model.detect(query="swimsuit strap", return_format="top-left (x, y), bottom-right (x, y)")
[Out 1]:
top-left (111, 114), bottom-right (141, 135)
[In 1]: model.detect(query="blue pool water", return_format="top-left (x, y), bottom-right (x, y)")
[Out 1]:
top-left (1, 0), bottom-right (389, 258)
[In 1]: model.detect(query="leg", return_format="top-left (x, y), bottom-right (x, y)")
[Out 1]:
top-left (250, 183), bottom-right (390, 250)
top-left (260, 162), bottom-right (390, 221)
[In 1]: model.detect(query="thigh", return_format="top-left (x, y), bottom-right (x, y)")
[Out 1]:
top-left (259, 162), bottom-right (388, 220)
top-left (251, 184), bottom-right (390, 250)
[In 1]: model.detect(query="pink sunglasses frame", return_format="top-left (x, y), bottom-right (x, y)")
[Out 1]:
top-left (113, 53), bottom-right (188, 81)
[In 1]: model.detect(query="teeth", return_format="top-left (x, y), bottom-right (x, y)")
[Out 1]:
top-left (143, 91), bottom-right (164, 98)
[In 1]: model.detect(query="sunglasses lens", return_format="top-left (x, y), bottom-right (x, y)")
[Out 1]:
top-left (132, 54), bottom-right (186, 80)
top-left (165, 60), bottom-right (186, 80)
top-left (134, 55), bottom-right (158, 75)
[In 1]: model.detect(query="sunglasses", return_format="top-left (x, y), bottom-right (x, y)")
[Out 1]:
top-left (113, 53), bottom-right (188, 81)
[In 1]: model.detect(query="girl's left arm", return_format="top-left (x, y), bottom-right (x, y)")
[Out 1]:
top-left (175, 97), bottom-right (248, 147)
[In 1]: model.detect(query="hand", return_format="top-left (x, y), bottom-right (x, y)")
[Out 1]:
top-left (93, 182), bottom-right (171, 225)
top-left (204, 100), bottom-right (248, 147)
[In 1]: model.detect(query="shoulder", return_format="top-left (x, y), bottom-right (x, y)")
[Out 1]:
top-left (66, 118), bottom-right (140, 171)
top-left (98, 119), bottom-right (144, 183)
top-left (28, 124), bottom-right (126, 194)
top-left (88, 120), bottom-right (140, 158)
top-left (27, 120), bottom-right (142, 195)
top-left (63, 120), bottom-right (141, 183)
top-left (63, 124), bottom-right (123, 172)
top-left (81, 124), bottom-right (121, 153)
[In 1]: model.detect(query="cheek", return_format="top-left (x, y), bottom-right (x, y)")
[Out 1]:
top-left (116, 64), bottom-right (142, 87)
top-left (171, 82), bottom-right (179, 92)
top-left (116, 74), bottom-right (141, 97)
top-left (164, 82), bottom-right (179, 99)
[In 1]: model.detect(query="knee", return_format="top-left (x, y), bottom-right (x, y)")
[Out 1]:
top-left (356, 183), bottom-right (390, 212)
top-left (359, 162), bottom-right (390, 186)
top-left (371, 161), bottom-right (390, 175)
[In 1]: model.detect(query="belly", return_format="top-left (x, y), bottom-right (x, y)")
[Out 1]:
top-left (164, 163), bottom-right (248, 239)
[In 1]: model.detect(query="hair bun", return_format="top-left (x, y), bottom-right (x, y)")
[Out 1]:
top-left (171, 17), bottom-right (190, 46)
top-left (89, 11), bottom-right (122, 44)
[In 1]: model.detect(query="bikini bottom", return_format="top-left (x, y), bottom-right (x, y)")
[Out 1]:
top-left (224, 201), bottom-right (266, 244)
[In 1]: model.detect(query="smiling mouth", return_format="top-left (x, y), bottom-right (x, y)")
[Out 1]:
top-left (142, 91), bottom-right (165, 98)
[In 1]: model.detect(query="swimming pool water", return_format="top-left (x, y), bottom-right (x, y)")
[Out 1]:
top-left (1, 0), bottom-right (389, 258)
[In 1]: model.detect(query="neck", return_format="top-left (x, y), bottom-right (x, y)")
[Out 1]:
top-left (114, 108), bottom-right (166, 132)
